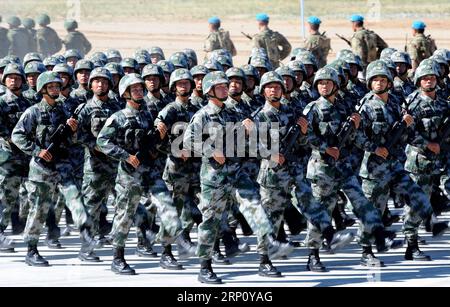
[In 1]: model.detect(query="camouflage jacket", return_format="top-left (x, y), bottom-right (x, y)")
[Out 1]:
top-left (145, 92), bottom-right (168, 121)
top-left (347, 78), bottom-right (368, 101)
top-left (70, 85), bottom-right (93, 104)
top-left (0, 27), bottom-right (9, 58)
top-left (303, 31), bottom-right (331, 68)
top-left (22, 87), bottom-right (42, 105)
top-left (204, 29), bottom-right (237, 56)
top-left (351, 28), bottom-right (388, 66)
top-left (252, 28), bottom-right (292, 68)
top-left (63, 31), bottom-right (92, 56)
top-left (36, 26), bottom-right (62, 58)
top-left (393, 76), bottom-right (416, 100)
top-left (407, 33), bottom-right (437, 66)
top-left (7, 28), bottom-right (31, 60)
top-left (25, 28), bottom-right (37, 53)
top-left (300, 81), bottom-right (319, 101)
top-left (243, 91), bottom-right (265, 113)
top-left (190, 93), bottom-right (208, 109)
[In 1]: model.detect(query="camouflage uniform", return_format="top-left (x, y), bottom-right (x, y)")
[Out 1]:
top-left (0, 19), bottom-right (9, 58)
top-left (391, 52), bottom-right (416, 99)
top-left (62, 20), bottom-right (92, 57)
top-left (351, 27), bottom-right (388, 71)
top-left (22, 18), bottom-right (37, 53)
top-left (36, 14), bottom-right (62, 58)
top-left (303, 31), bottom-right (331, 68)
top-left (408, 34), bottom-right (437, 71)
top-left (22, 62), bottom-right (46, 105)
top-left (252, 28), bottom-right (292, 69)
top-left (6, 17), bottom-right (30, 61)
top-left (204, 29), bottom-right (237, 59)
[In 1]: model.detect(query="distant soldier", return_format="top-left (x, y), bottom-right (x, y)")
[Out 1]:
top-left (22, 18), bottom-right (37, 53)
top-left (350, 14), bottom-right (388, 73)
top-left (407, 21), bottom-right (437, 73)
top-left (0, 16), bottom-right (9, 58)
top-left (252, 13), bottom-right (292, 69)
top-left (303, 16), bottom-right (331, 68)
top-left (6, 16), bottom-right (30, 61)
top-left (36, 14), bottom-right (62, 58)
top-left (62, 19), bottom-right (92, 57)
top-left (203, 17), bottom-right (236, 60)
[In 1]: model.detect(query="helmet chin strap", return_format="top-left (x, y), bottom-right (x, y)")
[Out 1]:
top-left (210, 87), bottom-right (227, 102)
top-left (422, 86), bottom-right (436, 92)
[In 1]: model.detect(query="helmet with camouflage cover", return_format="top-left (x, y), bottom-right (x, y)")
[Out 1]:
top-left (390, 51), bottom-right (412, 68)
top-left (241, 64), bottom-right (260, 83)
top-left (118, 73), bottom-right (145, 98)
top-left (430, 54), bottom-right (449, 76)
top-left (381, 58), bottom-right (396, 72)
top-left (53, 63), bottom-right (74, 77)
top-left (104, 62), bottom-right (124, 76)
top-left (169, 68), bottom-right (194, 92)
top-left (74, 59), bottom-right (94, 76)
top-left (0, 59), bottom-right (12, 70)
top-left (36, 14), bottom-right (51, 26)
top-left (336, 49), bottom-right (354, 60)
top-left (24, 62), bottom-right (46, 75)
top-left (275, 66), bottom-right (296, 81)
top-left (135, 54), bottom-right (151, 66)
top-left (365, 60), bottom-right (393, 89)
top-left (134, 48), bottom-right (151, 59)
top-left (64, 19), bottom-right (78, 31)
top-left (226, 67), bottom-right (247, 90)
top-left (341, 52), bottom-right (363, 71)
top-left (297, 51), bottom-right (318, 72)
top-left (105, 49), bottom-right (122, 62)
top-left (326, 61), bottom-right (346, 84)
top-left (204, 59), bottom-right (223, 72)
top-left (209, 49), bottom-right (233, 61)
top-left (88, 67), bottom-right (113, 89)
top-left (157, 60), bottom-right (175, 75)
top-left (142, 64), bottom-right (165, 84)
top-left (64, 49), bottom-right (83, 60)
top-left (287, 60), bottom-right (307, 78)
top-left (54, 55), bottom-right (66, 64)
top-left (380, 47), bottom-right (397, 61)
top-left (290, 47), bottom-right (308, 61)
top-left (202, 71), bottom-right (229, 94)
top-left (182, 48), bottom-right (198, 68)
top-left (6, 16), bottom-right (21, 28)
top-left (22, 17), bottom-right (35, 29)
top-left (2, 63), bottom-right (26, 84)
top-left (120, 57), bottom-right (138, 70)
top-left (259, 71), bottom-right (287, 95)
top-left (334, 58), bottom-right (350, 72)
top-left (313, 66), bottom-right (340, 90)
top-left (4, 55), bottom-right (21, 65)
top-left (89, 52), bottom-right (107, 63)
top-left (413, 58), bottom-right (440, 86)
top-left (250, 47), bottom-right (269, 60)
top-left (36, 71), bottom-right (62, 93)
top-left (149, 46), bottom-right (165, 60)
top-left (433, 49), bottom-right (450, 64)
top-left (190, 65), bottom-right (209, 77)
top-left (169, 52), bottom-right (189, 69)
top-left (43, 56), bottom-right (60, 68)
top-left (250, 56), bottom-right (271, 71)
top-left (215, 55), bottom-right (233, 69)
top-left (23, 52), bottom-right (43, 66)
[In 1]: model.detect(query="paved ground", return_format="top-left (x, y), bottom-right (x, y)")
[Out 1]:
top-left (1, 206), bottom-right (449, 287)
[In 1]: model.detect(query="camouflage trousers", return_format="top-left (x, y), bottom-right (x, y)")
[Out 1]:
top-left (258, 161), bottom-right (332, 251)
top-left (23, 177), bottom-right (91, 245)
top-left (361, 164), bottom-right (433, 242)
top-left (111, 164), bottom-right (182, 248)
top-left (197, 162), bottom-right (273, 260)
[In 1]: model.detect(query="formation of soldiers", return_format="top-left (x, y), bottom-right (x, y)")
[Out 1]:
top-left (0, 12), bottom-right (449, 285)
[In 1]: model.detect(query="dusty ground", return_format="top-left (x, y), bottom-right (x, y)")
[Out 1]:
top-left (49, 18), bottom-right (450, 66)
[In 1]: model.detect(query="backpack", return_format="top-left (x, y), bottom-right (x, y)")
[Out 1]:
top-left (363, 30), bottom-right (378, 63)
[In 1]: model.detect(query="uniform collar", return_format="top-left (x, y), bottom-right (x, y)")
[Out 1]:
top-left (263, 100), bottom-right (281, 113)
top-left (206, 100), bottom-right (225, 114)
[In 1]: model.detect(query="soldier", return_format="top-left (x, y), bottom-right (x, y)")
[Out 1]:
top-left (288, 60), bottom-right (313, 104)
top-left (105, 49), bottom-right (122, 64)
top-left (190, 65), bottom-right (209, 108)
top-left (349, 14), bottom-right (388, 74)
top-left (183, 48), bottom-right (198, 69)
top-left (297, 52), bottom-right (320, 101)
top-left (169, 52), bottom-right (189, 70)
top-left (149, 46), bottom-right (165, 64)
top-left (0, 16), bottom-right (9, 58)
top-left (36, 14), bottom-right (62, 58)
top-left (391, 51), bottom-right (415, 99)
top-left (64, 49), bottom-right (83, 68)
top-left (23, 52), bottom-right (43, 67)
top-left (11, 71), bottom-right (99, 266)
top-left (6, 16), bottom-right (30, 61)
top-left (342, 52), bottom-right (368, 100)
top-left (96, 73), bottom-right (196, 274)
top-left (241, 64), bottom-right (265, 112)
top-left (22, 62), bottom-right (47, 105)
top-left (252, 13), bottom-right (292, 69)
top-left (358, 60), bottom-right (448, 262)
top-left (303, 16), bottom-right (331, 68)
top-left (157, 60), bottom-right (176, 104)
top-left (121, 57), bottom-right (138, 75)
top-left (203, 17), bottom-right (236, 61)
top-left (183, 71), bottom-right (295, 284)
top-left (70, 59), bottom-right (94, 103)
top-left (407, 21), bottom-right (437, 73)
top-left (22, 18), bottom-right (37, 53)
top-left (0, 64), bottom-right (31, 252)
top-left (104, 62), bottom-right (124, 100)
top-left (62, 19), bottom-right (92, 57)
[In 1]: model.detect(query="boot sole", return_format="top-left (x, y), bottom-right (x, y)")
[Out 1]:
top-left (0, 248), bottom-right (15, 253)
top-left (111, 268), bottom-right (136, 275)
top-left (135, 251), bottom-right (158, 258)
top-left (197, 277), bottom-right (223, 284)
top-left (360, 261), bottom-right (385, 267)
top-left (404, 256), bottom-right (432, 261)
top-left (258, 272), bottom-right (283, 278)
top-left (160, 264), bottom-right (183, 270)
top-left (78, 255), bottom-right (101, 262)
top-left (25, 259), bottom-right (49, 267)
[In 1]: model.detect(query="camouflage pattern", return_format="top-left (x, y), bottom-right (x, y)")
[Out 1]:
top-left (36, 25), bottom-right (62, 58)
top-left (204, 29), bottom-right (237, 59)
top-left (63, 29), bottom-right (92, 57)
top-left (408, 33), bottom-right (437, 70)
top-left (22, 18), bottom-right (37, 54)
top-left (303, 31), bottom-right (331, 68)
top-left (0, 23), bottom-right (8, 58)
top-left (351, 28), bottom-right (388, 69)
top-left (7, 20), bottom-right (31, 61)
top-left (252, 28), bottom-right (292, 69)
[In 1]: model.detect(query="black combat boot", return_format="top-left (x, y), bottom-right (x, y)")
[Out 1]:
top-left (111, 247), bottom-right (136, 275)
top-left (160, 244), bottom-right (183, 270)
top-left (0, 230), bottom-right (15, 253)
top-left (382, 207), bottom-right (400, 227)
top-left (198, 259), bottom-right (222, 284)
top-left (11, 211), bottom-right (25, 235)
top-left (336, 191), bottom-right (356, 229)
top-left (212, 238), bottom-right (230, 265)
top-left (78, 226), bottom-right (100, 262)
top-left (404, 239), bottom-right (431, 261)
top-left (430, 217), bottom-right (449, 237)
top-left (135, 237), bottom-right (157, 258)
top-left (373, 227), bottom-right (403, 253)
top-left (322, 226), bottom-right (354, 253)
top-left (266, 235), bottom-right (295, 260)
top-left (360, 246), bottom-right (384, 267)
top-left (25, 243), bottom-right (49, 267)
top-left (258, 254), bottom-right (282, 277)
top-left (306, 249), bottom-right (327, 272)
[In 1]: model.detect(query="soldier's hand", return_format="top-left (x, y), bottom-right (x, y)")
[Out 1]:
top-left (403, 114), bottom-right (414, 127)
top-left (427, 142), bottom-right (440, 155)
top-left (271, 153), bottom-right (285, 165)
top-left (157, 122), bottom-right (168, 139)
top-left (325, 147), bottom-right (340, 161)
top-left (67, 118), bottom-right (78, 132)
top-left (297, 117), bottom-right (308, 134)
top-left (38, 149), bottom-right (53, 162)
top-left (213, 150), bottom-right (226, 165)
top-left (180, 149), bottom-right (190, 162)
top-left (350, 113), bottom-right (361, 129)
top-left (242, 118), bottom-right (254, 134)
top-left (126, 155), bottom-right (140, 169)
top-left (375, 147), bottom-right (389, 159)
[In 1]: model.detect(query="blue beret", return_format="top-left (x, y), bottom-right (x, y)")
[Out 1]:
top-left (208, 16), bottom-right (221, 24)
top-left (307, 16), bottom-right (321, 25)
top-left (412, 20), bottom-right (426, 30)
top-left (256, 13), bottom-right (269, 22)
top-left (350, 14), bottom-right (364, 22)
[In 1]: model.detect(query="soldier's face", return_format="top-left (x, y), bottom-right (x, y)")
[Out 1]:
top-left (91, 77), bottom-right (110, 97)
top-left (26, 73), bottom-right (39, 88)
top-left (256, 68), bottom-right (267, 78)
top-left (317, 80), bottom-right (334, 97)
top-left (349, 64), bottom-right (359, 78)
top-left (209, 83), bottom-right (228, 101)
top-left (294, 72), bottom-right (303, 87)
top-left (175, 79), bottom-right (192, 97)
top-left (371, 76), bottom-right (389, 93)
top-left (229, 77), bottom-right (243, 97)
top-left (194, 75), bottom-right (204, 91)
top-left (124, 67), bottom-right (136, 75)
top-left (163, 73), bottom-right (170, 87)
top-left (5, 74), bottom-right (22, 91)
top-left (246, 76), bottom-right (256, 91)
top-left (45, 82), bottom-right (61, 99)
top-left (112, 74), bottom-right (120, 88)
top-left (66, 57), bottom-right (78, 68)
top-left (77, 69), bottom-right (90, 85)
top-left (108, 57), bottom-right (121, 64)
top-left (420, 75), bottom-right (437, 91)
top-left (395, 63), bottom-right (408, 76)
top-left (264, 82), bottom-right (282, 102)
top-left (283, 76), bottom-right (294, 93)
top-left (58, 73), bottom-right (71, 88)
top-left (129, 83), bottom-right (144, 100)
top-left (150, 55), bottom-right (162, 64)
top-left (305, 65), bottom-right (315, 78)
top-left (145, 75), bottom-right (160, 92)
